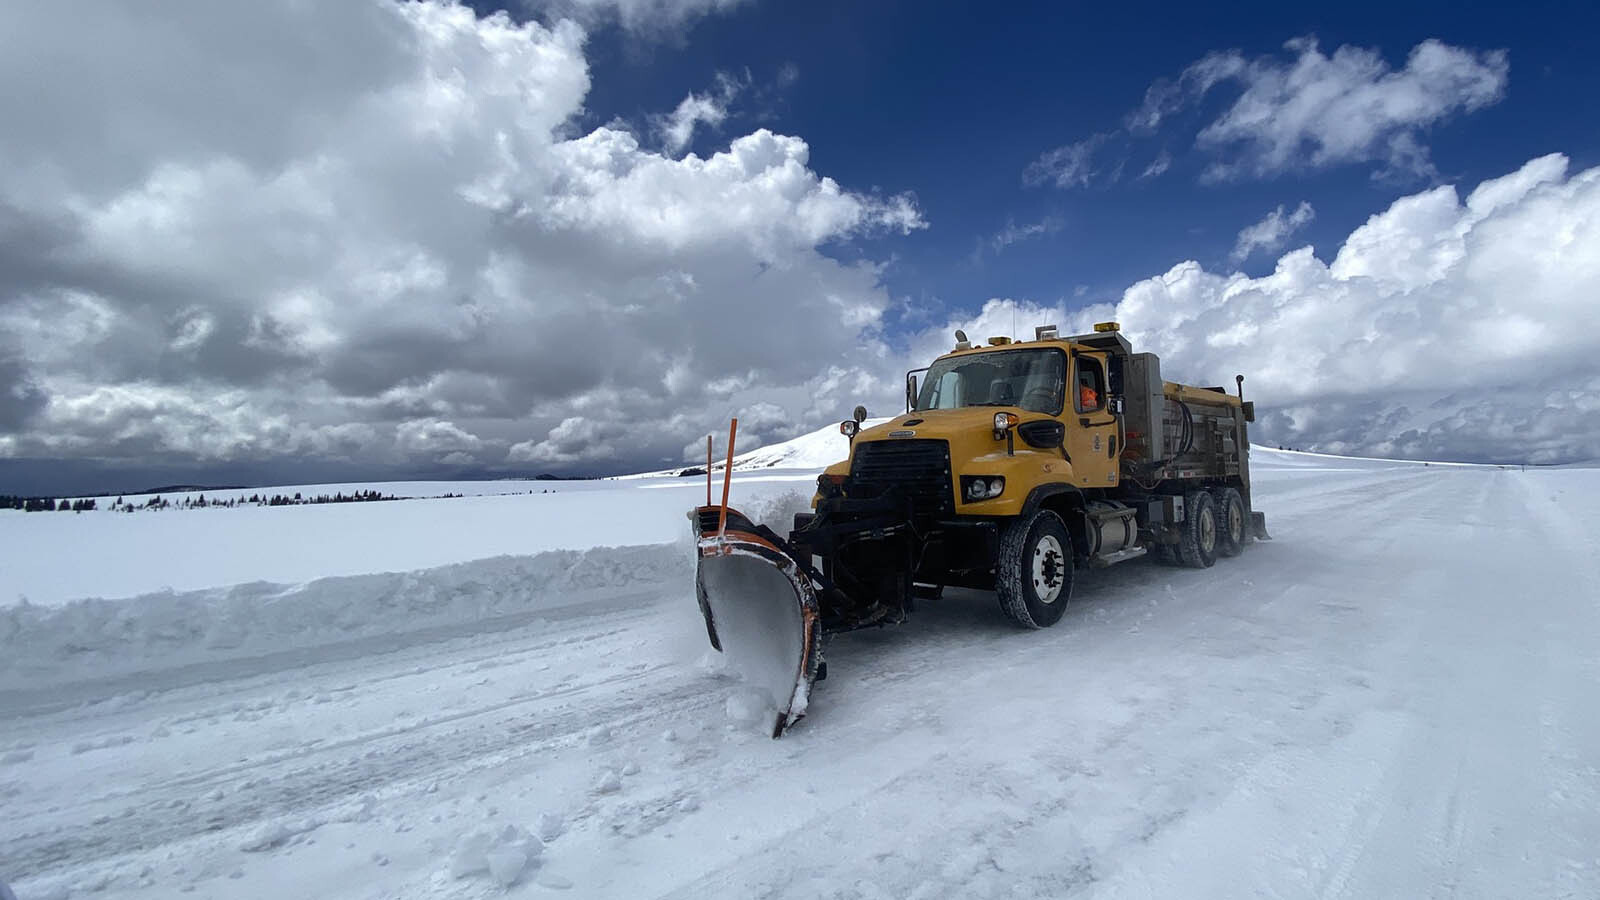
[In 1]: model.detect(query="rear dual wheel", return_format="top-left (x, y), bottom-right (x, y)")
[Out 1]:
top-left (1177, 490), bottom-right (1218, 568)
top-left (1215, 487), bottom-right (1247, 558)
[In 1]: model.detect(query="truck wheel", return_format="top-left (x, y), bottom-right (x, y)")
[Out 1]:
top-left (997, 509), bottom-right (1074, 629)
top-left (1177, 490), bottom-right (1217, 568)
top-left (1215, 488), bottom-right (1246, 558)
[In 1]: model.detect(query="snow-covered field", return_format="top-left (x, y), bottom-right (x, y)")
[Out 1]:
top-left (2, 441), bottom-right (1598, 899)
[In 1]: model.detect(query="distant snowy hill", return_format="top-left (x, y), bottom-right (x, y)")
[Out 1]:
top-left (617, 418), bottom-right (892, 478)
top-left (724, 418), bottom-right (893, 471)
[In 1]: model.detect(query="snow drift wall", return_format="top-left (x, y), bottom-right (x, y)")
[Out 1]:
top-left (0, 544), bottom-right (692, 694)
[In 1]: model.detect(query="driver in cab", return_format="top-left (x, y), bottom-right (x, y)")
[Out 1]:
top-left (1078, 373), bottom-right (1099, 410)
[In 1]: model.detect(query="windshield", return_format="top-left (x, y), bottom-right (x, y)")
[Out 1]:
top-left (915, 348), bottom-right (1065, 414)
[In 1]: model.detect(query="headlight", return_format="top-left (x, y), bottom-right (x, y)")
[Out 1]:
top-left (961, 475), bottom-right (1005, 501)
top-left (991, 411), bottom-right (1018, 439)
top-left (840, 420), bottom-right (858, 437)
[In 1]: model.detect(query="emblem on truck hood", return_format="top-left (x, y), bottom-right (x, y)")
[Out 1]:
top-left (889, 430), bottom-right (916, 438)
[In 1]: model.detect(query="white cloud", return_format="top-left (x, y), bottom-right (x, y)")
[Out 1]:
top-left (1192, 37), bottom-right (1508, 181)
top-left (0, 0), bottom-right (924, 479)
top-left (918, 154), bottom-right (1600, 464)
top-left (1024, 134), bottom-right (1110, 189)
top-left (973, 217), bottom-right (1063, 263)
top-left (1230, 201), bottom-right (1315, 264)
top-left (655, 71), bottom-right (746, 156)
top-left (1138, 152), bottom-right (1172, 180)
top-left (508, 415), bottom-right (616, 464)
top-left (396, 419), bottom-right (484, 455)
top-left (1040, 36), bottom-right (1507, 188)
top-left (525, 0), bottom-right (748, 33)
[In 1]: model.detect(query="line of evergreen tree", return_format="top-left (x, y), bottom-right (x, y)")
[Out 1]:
top-left (1, 496), bottom-right (98, 512)
top-left (5, 489), bottom-right (407, 513)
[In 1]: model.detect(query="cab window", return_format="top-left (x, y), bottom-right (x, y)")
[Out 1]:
top-left (915, 348), bottom-right (1065, 414)
top-left (1074, 356), bottom-right (1105, 413)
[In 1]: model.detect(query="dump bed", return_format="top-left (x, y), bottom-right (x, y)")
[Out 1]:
top-left (1116, 349), bottom-right (1254, 496)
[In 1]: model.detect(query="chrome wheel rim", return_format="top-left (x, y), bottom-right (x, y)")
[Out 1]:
top-left (1227, 500), bottom-right (1243, 542)
top-left (1032, 534), bottom-right (1066, 603)
top-left (1199, 508), bottom-right (1216, 553)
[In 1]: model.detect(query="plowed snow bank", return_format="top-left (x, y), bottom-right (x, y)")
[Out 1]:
top-left (0, 544), bottom-right (690, 692)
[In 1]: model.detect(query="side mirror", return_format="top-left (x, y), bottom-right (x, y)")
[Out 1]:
top-left (905, 374), bottom-right (918, 412)
top-left (1108, 396), bottom-right (1125, 416)
top-left (853, 405), bottom-right (868, 424)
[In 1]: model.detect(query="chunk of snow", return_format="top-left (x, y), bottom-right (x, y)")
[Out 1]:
top-left (620, 761), bottom-right (640, 776)
top-left (450, 824), bottom-right (542, 882)
top-left (593, 769), bottom-right (622, 794)
top-left (449, 830), bottom-right (494, 878)
top-left (725, 687), bottom-right (774, 724)
top-left (239, 821), bottom-right (292, 851)
top-left (535, 871), bottom-right (575, 890)
top-left (535, 812), bottom-right (564, 842)
top-left (485, 848), bottom-right (528, 886)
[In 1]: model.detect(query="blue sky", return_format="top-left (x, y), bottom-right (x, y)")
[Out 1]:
top-left (573, 0), bottom-right (1599, 316)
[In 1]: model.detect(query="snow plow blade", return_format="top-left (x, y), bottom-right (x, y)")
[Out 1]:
top-left (693, 506), bottom-right (823, 738)
top-left (1252, 511), bottom-right (1272, 540)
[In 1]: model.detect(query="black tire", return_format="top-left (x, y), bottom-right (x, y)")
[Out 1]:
top-left (1177, 490), bottom-right (1217, 569)
top-left (996, 509), bottom-right (1074, 629)
top-left (1215, 487), bottom-right (1246, 558)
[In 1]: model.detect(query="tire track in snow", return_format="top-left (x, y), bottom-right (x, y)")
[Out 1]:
top-left (1, 592), bottom-right (720, 877)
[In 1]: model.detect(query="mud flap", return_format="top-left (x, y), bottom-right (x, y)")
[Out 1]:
top-left (1251, 511), bottom-right (1272, 540)
top-left (693, 506), bottom-right (823, 738)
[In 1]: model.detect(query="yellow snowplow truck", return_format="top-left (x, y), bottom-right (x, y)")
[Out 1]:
top-left (693, 322), bottom-right (1269, 735)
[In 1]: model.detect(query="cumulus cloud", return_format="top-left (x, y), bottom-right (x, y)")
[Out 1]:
top-left (1230, 201), bottom-right (1315, 264)
top-left (1034, 37), bottom-right (1507, 188)
top-left (0, 1), bottom-right (923, 481)
top-left (918, 155), bottom-right (1600, 464)
top-left (508, 415), bottom-right (617, 464)
top-left (655, 71), bottom-right (746, 156)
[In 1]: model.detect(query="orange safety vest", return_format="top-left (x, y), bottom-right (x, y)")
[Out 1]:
top-left (1079, 384), bottom-right (1098, 409)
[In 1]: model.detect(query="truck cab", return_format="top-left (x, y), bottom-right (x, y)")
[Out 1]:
top-left (801, 322), bottom-right (1265, 631)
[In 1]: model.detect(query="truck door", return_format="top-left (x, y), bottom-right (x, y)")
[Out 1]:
top-left (1066, 351), bottom-right (1119, 487)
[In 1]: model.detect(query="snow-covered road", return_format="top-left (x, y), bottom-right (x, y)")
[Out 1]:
top-left (3, 457), bottom-right (1598, 898)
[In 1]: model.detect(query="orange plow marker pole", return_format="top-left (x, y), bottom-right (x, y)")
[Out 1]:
top-left (718, 418), bottom-right (737, 539)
